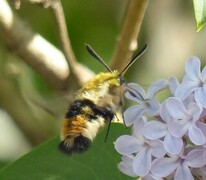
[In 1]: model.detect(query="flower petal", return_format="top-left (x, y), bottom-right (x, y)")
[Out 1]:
top-left (149, 140), bottom-right (166, 158)
top-left (118, 156), bottom-right (137, 177)
top-left (168, 76), bottom-right (179, 96)
top-left (147, 79), bottom-right (168, 97)
top-left (160, 102), bottom-right (173, 123)
top-left (164, 97), bottom-right (187, 119)
top-left (174, 162), bottom-right (193, 180)
top-left (188, 126), bottom-right (205, 145)
top-left (196, 121), bottom-right (206, 137)
top-left (187, 102), bottom-right (202, 121)
top-left (115, 135), bottom-right (140, 155)
top-left (133, 149), bottom-right (151, 176)
top-left (195, 86), bottom-right (206, 108)
top-left (164, 134), bottom-right (183, 155)
top-left (185, 149), bottom-right (206, 168)
top-left (202, 66), bottom-right (206, 81)
top-left (185, 57), bottom-right (201, 81)
top-left (151, 157), bottom-right (178, 177)
top-left (175, 81), bottom-right (198, 100)
top-left (132, 117), bottom-right (146, 141)
top-left (143, 121), bottom-right (167, 140)
top-left (169, 121), bottom-right (188, 138)
top-left (146, 98), bottom-right (160, 116)
top-left (125, 83), bottom-right (147, 102)
top-left (124, 105), bottom-right (145, 126)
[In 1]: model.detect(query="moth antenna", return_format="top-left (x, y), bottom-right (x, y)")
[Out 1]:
top-left (119, 44), bottom-right (148, 77)
top-left (85, 44), bottom-right (112, 72)
top-left (104, 119), bottom-right (112, 142)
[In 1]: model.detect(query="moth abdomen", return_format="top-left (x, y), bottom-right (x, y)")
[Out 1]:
top-left (92, 106), bottom-right (114, 122)
top-left (58, 135), bottom-right (91, 155)
top-left (59, 98), bottom-right (115, 154)
top-left (65, 99), bottom-right (95, 118)
top-left (66, 99), bottom-right (115, 121)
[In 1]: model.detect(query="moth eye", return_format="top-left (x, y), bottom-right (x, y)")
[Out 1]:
top-left (118, 76), bottom-right (125, 85)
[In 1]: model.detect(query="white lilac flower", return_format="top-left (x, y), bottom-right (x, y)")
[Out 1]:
top-left (168, 76), bottom-right (197, 107)
top-left (150, 148), bottom-right (206, 180)
top-left (117, 156), bottom-right (137, 177)
top-left (117, 156), bottom-right (164, 180)
top-left (115, 117), bottom-right (166, 177)
top-left (124, 80), bottom-right (168, 126)
top-left (143, 113), bottom-right (184, 155)
top-left (115, 56), bottom-right (206, 179)
top-left (176, 57), bottom-right (206, 108)
top-left (161, 97), bottom-right (205, 145)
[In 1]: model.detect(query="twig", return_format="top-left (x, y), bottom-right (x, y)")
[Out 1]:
top-left (110, 0), bottom-right (149, 71)
top-left (48, 0), bottom-right (89, 85)
top-left (49, 0), bottom-right (78, 72)
top-left (24, 0), bottom-right (93, 85)
top-left (0, 0), bottom-right (94, 90)
top-left (26, 0), bottom-right (87, 84)
top-left (0, 0), bottom-right (69, 90)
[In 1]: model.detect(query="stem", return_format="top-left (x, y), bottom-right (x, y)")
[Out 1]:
top-left (50, 0), bottom-right (93, 85)
top-left (110, 0), bottom-right (149, 71)
top-left (50, 0), bottom-right (78, 74)
top-left (0, 0), bottom-right (69, 90)
top-left (0, 0), bottom-right (94, 90)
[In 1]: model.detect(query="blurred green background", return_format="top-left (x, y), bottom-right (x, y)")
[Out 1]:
top-left (0, 0), bottom-right (205, 171)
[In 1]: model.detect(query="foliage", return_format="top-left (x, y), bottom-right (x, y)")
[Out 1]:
top-left (193, 0), bottom-right (206, 31)
top-left (0, 124), bottom-right (133, 180)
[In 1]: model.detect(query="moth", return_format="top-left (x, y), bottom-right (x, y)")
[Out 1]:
top-left (59, 44), bottom-right (147, 154)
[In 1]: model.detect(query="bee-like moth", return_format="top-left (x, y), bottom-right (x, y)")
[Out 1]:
top-left (59, 44), bottom-right (147, 154)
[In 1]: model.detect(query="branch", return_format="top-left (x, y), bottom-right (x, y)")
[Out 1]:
top-left (37, 0), bottom-right (90, 85)
top-left (110, 0), bottom-right (149, 71)
top-left (0, 0), bottom-right (94, 90)
top-left (49, 0), bottom-right (79, 75)
top-left (0, 0), bottom-right (69, 89)
top-left (23, 0), bottom-right (89, 85)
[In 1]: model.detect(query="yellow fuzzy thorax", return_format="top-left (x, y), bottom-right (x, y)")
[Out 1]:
top-left (79, 70), bottom-right (120, 93)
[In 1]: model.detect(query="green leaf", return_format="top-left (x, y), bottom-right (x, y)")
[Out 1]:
top-left (0, 124), bottom-right (134, 180)
top-left (0, 162), bottom-right (8, 171)
top-left (193, 0), bottom-right (206, 31)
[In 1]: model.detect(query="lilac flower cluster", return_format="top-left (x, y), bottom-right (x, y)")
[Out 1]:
top-left (115, 57), bottom-right (206, 180)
